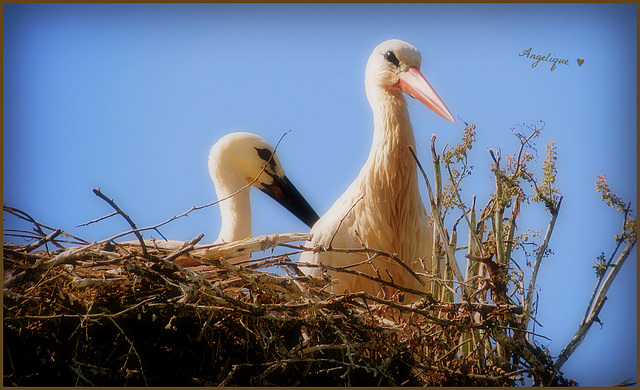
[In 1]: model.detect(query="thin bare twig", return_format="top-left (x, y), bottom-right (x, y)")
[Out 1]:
top-left (4, 205), bottom-right (89, 248)
top-left (92, 187), bottom-right (148, 257)
top-left (77, 211), bottom-right (118, 227)
top-left (295, 242), bottom-right (427, 287)
top-left (510, 124), bottom-right (542, 181)
top-left (328, 195), bottom-right (363, 249)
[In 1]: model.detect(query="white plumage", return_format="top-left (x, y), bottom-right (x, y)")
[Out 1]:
top-left (300, 40), bottom-right (454, 299)
top-left (120, 132), bottom-right (318, 265)
top-left (208, 132), bottom-right (319, 247)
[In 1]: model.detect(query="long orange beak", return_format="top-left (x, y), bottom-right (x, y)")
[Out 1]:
top-left (398, 67), bottom-right (455, 123)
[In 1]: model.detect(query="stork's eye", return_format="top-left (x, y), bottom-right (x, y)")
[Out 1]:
top-left (255, 147), bottom-right (277, 168)
top-left (384, 51), bottom-right (400, 67)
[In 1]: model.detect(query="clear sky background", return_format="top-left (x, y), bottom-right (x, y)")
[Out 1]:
top-left (3, 3), bottom-right (637, 386)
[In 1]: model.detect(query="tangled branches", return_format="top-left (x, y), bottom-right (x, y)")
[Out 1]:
top-left (4, 122), bottom-right (634, 386)
top-left (5, 226), bottom-right (527, 386)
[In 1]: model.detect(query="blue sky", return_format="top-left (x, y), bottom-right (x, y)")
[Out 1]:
top-left (3, 3), bottom-right (636, 386)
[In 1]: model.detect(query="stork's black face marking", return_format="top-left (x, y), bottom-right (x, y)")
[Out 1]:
top-left (255, 147), bottom-right (277, 168)
top-left (384, 51), bottom-right (400, 67)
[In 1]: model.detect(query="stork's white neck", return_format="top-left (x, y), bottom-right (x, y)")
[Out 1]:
top-left (365, 87), bottom-right (417, 180)
top-left (213, 175), bottom-right (252, 244)
top-left (346, 84), bottom-right (424, 262)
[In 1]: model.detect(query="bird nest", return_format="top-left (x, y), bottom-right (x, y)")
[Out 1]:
top-left (3, 205), bottom-right (573, 387)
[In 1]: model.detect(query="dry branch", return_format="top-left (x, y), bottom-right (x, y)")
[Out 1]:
top-left (4, 227), bottom-right (535, 386)
top-left (193, 232), bottom-right (312, 261)
top-left (92, 187), bottom-right (148, 256)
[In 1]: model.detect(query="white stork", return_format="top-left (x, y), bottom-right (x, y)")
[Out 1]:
top-left (208, 132), bottom-right (319, 248)
top-left (300, 39), bottom-right (454, 299)
top-left (121, 132), bottom-right (318, 266)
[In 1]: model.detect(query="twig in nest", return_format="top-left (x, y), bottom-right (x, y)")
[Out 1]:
top-left (77, 211), bottom-right (118, 227)
top-left (341, 292), bottom-right (482, 329)
top-left (466, 253), bottom-right (509, 304)
top-left (163, 233), bottom-right (205, 262)
top-left (107, 317), bottom-right (149, 386)
top-left (328, 195), bottom-right (363, 250)
top-left (285, 259), bottom-right (430, 299)
top-left (193, 232), bottom-right (312, 262)
top-left (22, 229), bottom-right (62, 253)
top-left (288, 242), bottom-right (427, 287)
top-left (92, 188), bottom-right (148, 257)
top-left (3, 205), bottom-right (89, 249)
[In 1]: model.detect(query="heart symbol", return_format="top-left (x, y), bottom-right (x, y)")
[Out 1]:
top-left (577, 59), bottom-right (585, 67)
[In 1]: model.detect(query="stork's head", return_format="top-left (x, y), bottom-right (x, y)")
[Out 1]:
top-left (365, 39), bottom-right (454, 122)
top-left (208, 132), bottom-right (319, 228)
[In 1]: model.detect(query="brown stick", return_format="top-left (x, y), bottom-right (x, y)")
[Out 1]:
top-left (92, 187), bottom-right (148, 257)
top-left (23, 229), bottom-right (62, 253)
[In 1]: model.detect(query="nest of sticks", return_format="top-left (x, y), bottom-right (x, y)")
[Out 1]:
top-left (3, 205), bottom-right (571, 387)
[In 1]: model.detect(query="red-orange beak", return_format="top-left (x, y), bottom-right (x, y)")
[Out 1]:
top-left (398, 67), bottom-right (455, 123)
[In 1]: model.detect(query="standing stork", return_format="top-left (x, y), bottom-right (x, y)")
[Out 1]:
top-left (300, 39), bottom-right (454, 300)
